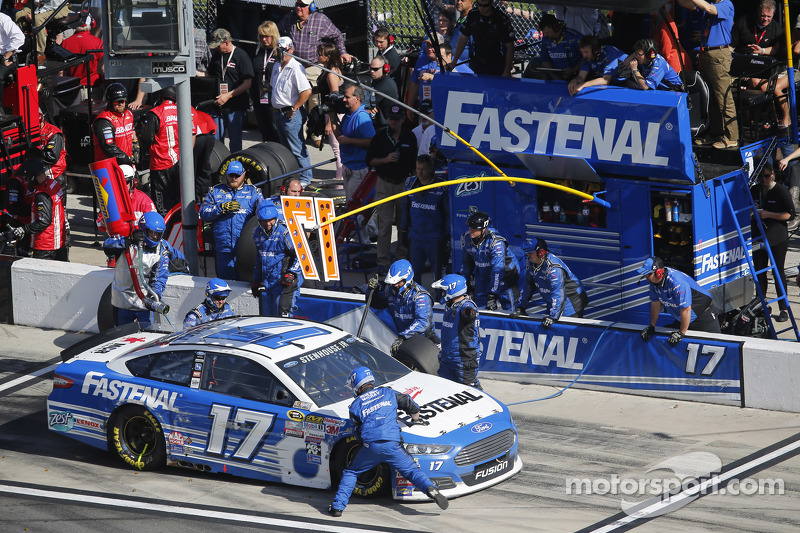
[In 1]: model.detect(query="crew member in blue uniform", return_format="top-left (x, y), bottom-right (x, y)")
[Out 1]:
top-left (520, 238), bottom-right (588, 326)
top-left (184, 278), bottom-right (236, 329)
top-left (460, 211), bottom-right (519, 314)
top-left (531, 13), bottom-right (583, 81)
top-left (401, 155), bottom-right (449, 288)
top-left (251, 202), bottom-right (303, 317)
top-left (622, 38), bottom-right (684, 91)
top-left (568, 35), bottom-right (627, 95)
top-left (199, 160), bottom-right (263, 280)
top-left (328, 366), bottom-right (449, 517)
top-left (639, 256), bottom-right (721, 345)
top-left (371, 259), bottom-right (440, 355)
top-left (432, 274), bottom-right (483, 389)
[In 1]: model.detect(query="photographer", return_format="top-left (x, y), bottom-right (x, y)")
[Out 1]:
top-left (316, 42), bottom-right (344, 180)
top-left (270, 37), bottom-right (313, 186)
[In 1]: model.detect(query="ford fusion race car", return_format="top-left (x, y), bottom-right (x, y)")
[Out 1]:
top-left (47, 317), bottom-right (522, 500)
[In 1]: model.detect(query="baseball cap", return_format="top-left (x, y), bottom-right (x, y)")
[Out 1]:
top-left (387, 105), bottom-right (404, 119)
top-left (226, 161), bottom-right (245, 175)
top-left (209, 28), bottom-right (232, 49)
top-left (425, 33), bottom-right (446, 45)
top-left (418, 99), bottom-right (433, 115)
top-left (278, 36), bottom-right (294, 50)
top-left (296, 0), bottom-right (313, 5)
top-left (636, 257), bottom-right (663, 277)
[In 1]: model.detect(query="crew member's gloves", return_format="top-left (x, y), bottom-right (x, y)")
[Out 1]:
top-left (390, 337), bottom-right (404, 356)
top-left (542, 316), bottom-right (554, 329)
top-left (281, 272), bottom-right (296, 287)
top-left (668, 330), bottom-right (684, 346)
top-left (221, 201), bottom-right (241, 214)
top-left (7, 226), bottom-right (24, 240)
top-left (251, 284), bottom-right (264, 298)
top-left (367, 274), bottom-right (380, 291)
top-left (485, 293), bottom-right (499, 311)
top-left (641, 324), bottom-right (655, 342)
top-left (129, 228), bottom-right (145, 247)
top-left (412, 418), bottom-right (430, 426)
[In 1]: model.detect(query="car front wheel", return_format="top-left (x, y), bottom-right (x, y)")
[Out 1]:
top-left (331, 435), bottom-right (390, 498)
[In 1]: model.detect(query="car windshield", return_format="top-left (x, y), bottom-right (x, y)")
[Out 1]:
top-left (280, 337), bottom-right (411, 407)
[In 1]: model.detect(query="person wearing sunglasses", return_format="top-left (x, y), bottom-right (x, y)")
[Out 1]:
top-left (184, 278), bottom-right (236, 329)
top-left (448, 0), bottom-right (515, 77)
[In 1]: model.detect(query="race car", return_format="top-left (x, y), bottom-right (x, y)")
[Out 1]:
top-left (47, 317), bottom-right (522, 501)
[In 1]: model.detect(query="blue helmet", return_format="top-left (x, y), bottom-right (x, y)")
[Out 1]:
top-left (139, 212), bottom-right (166, 248)
top-left (226, 160), bottom-right (245, 176)
top-left (257, 202), bottom-right (279, 221)
top-left (384, 259), bottom-right (413, 292)
top-left (206, 278), bottom-right (231, 307)
top-left (347, 366), bottom-right (375, 395)
top-left (432, 274), bottom-right (467, 302)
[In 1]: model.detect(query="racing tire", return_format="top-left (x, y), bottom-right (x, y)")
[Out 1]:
top-left (109, 405), bottom-right (167, 471)
top-left (330, 435), bottom-right (390, 499)
top-left (217, 142), bottom-right (300, 198)
top-left (210, 138), bottom-right (231, 177)
top-left (97, 283), bottom-right (115, 332)
top-left (395, 335), bottom-right (440, 375)
top-left (235, 216), bottom-right (260, 283)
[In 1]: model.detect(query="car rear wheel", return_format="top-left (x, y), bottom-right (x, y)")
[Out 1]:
top-left (331, 436), bottom-right (390, 498)
top-left (109, 405), bottom-right (166, 471)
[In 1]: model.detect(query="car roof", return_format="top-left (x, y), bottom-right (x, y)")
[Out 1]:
top-left (159, 316), bottom-right (350, 363)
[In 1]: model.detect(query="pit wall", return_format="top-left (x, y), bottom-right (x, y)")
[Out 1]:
top-left (9, 258), bottom-right (800, 414)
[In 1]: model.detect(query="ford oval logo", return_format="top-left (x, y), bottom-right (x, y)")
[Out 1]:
top-left (471, 422), bottom-right (492, 434)
top-left (284, 361), bottom-right (299, 368)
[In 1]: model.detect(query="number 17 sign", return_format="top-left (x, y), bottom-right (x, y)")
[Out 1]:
top-left (280, 196), bottom-right (339, 282)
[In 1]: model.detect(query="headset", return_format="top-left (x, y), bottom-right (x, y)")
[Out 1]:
top-left (640, 38), bottom-right (657, 61)
top-left (650, 257), bottom-right (665, 278)
top-left (579, 35), bottom-right (601, 57)
top-left (309, 1), bottom-right (317, 13)
top-left (280, 176), bottom-right (303, 195)
top-left (383, 61), bottom-right (391, 75)
top-left (535, 238), bottom-right (548, 259)
top-left (539, 13), bottom-right (566, 34)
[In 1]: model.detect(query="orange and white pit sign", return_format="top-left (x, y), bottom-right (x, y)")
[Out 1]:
top-left (280, 195), bottom-right (339, 282)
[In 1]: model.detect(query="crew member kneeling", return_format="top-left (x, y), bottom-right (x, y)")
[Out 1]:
top-left (639, 256), bottom-right (720, 346)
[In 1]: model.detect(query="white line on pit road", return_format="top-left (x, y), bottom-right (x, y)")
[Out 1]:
top-left (0, 363), bottom-right (58, 394)
top-left (0, 484), bottom-right (386, 533)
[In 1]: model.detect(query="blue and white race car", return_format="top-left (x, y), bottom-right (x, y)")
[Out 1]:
top-left (47, 317), bottom-right (522, 500)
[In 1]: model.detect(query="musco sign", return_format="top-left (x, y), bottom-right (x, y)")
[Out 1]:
top-left (152, 61), bottom-right (187, 75)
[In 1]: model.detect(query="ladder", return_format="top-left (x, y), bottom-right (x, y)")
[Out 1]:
top-left (719, 164), bottom-right (800, 341)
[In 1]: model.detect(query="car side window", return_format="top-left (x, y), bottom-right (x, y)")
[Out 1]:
top-left (204, 353), bottom-right (296, 406)
top-left (126, 350), bottom-right (195, 386)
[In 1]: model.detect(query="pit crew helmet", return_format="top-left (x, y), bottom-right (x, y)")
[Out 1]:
top-left (160, 85), bottom-right (177, 102)
top-left (24, 157), bottom-right (47, 187)
top-left (139, 212), bottom-right (165, 248)
top-left (120, 164), bottom-right (138, 191)
top-left (206, 278), bottom-right (231, 307)
top-left (467, 211), bottom-right (490, 244)
top-left (384, 259), bottom-right (413, 293)
top-left (432, 274), bottom-right (468, 302)
top-left (347, 366), bottom-right (375, 395)
top-left (106, 83), bottom-right (128, 107)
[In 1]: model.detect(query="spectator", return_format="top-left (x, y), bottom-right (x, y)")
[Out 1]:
top-left (750, 162), bottom-right (794, 322)
top-left (520, 238), bottom-right (588, 325)
top-left (199, 160), bottom-right (263, 280)
top-left (366, 105), bottom-right (417, 272)
top-left (620, 39), bottom-right (684, 91)
top-left (678, 0), bottom-right (738, 150)
top-left (317, 42), bottom-right (344, 180)
top-left (4, 157), bottom-right (68, 261)
top-left (103, 212), bottom-right (169, 328)
top-left (194, 27), bottom-right (211, 76)
top-left (368, 55), bottom-right (399, 130)
top-left (61, 14), bottom-right (104, 98)
top-left (448, 0), bottom-right (515, 77)
top-left (431, 274), bottom-right (483, 388)
top-left (411, 9), bottom-right (454, 71)
top-left (184, 278), bottom-right (235, 329)
top-left (410, 39), bottom-right (454, 114)
top-left (141, 86), bottom-right (180, 215)
top-left (567, 35), bottom-right (627, 95)
top-left (0, 13), bottom-right (23, 109)
top-left (450, 0), bottom-right (475, 75)
top-left (526, 13), bottom-right (583, 81)
top-left (14, 0), bottom-right (70, 56)
top-left (412, 100), bottom-right (437, 157)
top-left (278, 0), bottom-right (351, 147)
top-left (192, 106), bottom-right (218, 203)
top-left (270, 36), bottom-right (313, 187)
top-left (536, 4), bottom-right (598, 36)
top-left (401, 155), bottom-right (449, 288)
top-left (373, 27), bottom-right (402, 87)
top-left (730, 0), bottom-right (789, 129)
top-left (252, 21), bottom-right (280, 143)
top-left (639, 256), bottom-right (721, 344)
top-left (251, 202), bottom-right (303, 317)
top-left (207, 28), bottom-right (254, 154)
top-left (92, 83), bottom-right (139, 167)
top-left (336, 84), bottom-right (375, 199)
top-left (460, 210), bottom-right (519, 313)
top-left (651, 7), bottom-right (692, 74)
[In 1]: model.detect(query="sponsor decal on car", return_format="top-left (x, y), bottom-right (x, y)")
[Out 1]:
top-left (402, 386), bottom-right (423, 400)
top-left (415, 390), bottom-right (484, 420)
top-left (471, 421), bottom-right (492, 434)
top-left (80, 371), bottom-right (178, 411)
top-left (293, 401), bottom-right (312, 410)
top-left (305, 414), bottom-right (324, 424)
top-left (325, 424), bottom-right (340, 436)
top-left (305, 422), bottom-right (323, 432)
top-left (168, 431), bottom-right (190, 445)
top-left (49, 410), bottom-right (73, 431)
top-left (287, 410), bottom-right (305, 421)
top-left (73, 416), bottom-right (101, 430)
top-left (461, 453), bottom-right (514, 487)
top-left (305, 436), bottom-right (322, 445)
top-left (284, 428), bottom-right (304, 438)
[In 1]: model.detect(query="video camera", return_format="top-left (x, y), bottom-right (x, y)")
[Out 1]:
top-left (318, 91), bottom-right (347, 115)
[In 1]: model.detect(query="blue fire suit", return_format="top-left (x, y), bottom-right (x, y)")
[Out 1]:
top-left (439, 297), bottom-right (482, 389)
top-left (639, 54), bottom-right (682, 90)
top-left (460, 228), bottom-right (519, 312)
top-left (402, 176), bottom-right (449, 285)
top-left (331, 386), bottom-right (435, 511)
top-left (252, 220), bottom-right (303, 317)
top-left (199, 183), bottom-right (263, 280)
top-left (540, 27), bottom-right (583, 71)
top-left (183, 301), bottom-right (235, 329)
top-left (522, 254), bottom-right (588, 319)
top-left (385, 281), bottom-right (439, 343)
top-left (650, 268), bottom-right (717, 332)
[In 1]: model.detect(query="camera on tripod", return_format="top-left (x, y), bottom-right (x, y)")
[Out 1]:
top-left (318, 91), bottom-right (347, 114)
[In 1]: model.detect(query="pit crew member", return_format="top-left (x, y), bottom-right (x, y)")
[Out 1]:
top-left (92, 83), bottom-right (139, 167)
top-left (141, 86), bottom-right (180, 215)
top-left (431, 274), bottom-right (482, 389)
top-left (184, 278), bottom-right (236, 329)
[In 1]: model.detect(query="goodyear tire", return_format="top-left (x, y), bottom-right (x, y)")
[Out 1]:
top-left (395, 334), bottom-right (440, 375)
top-left (217, 141), bottom-right (300, 197)
top-left (210, 138), bottom-right (231, 177)
top-left (331, 435), bottom-right (390, 498)
top-left (235, 216), bottom-right (260, 283)
top-left (97, 283), bottom-right (115, 332)
top-left (109, 405), bottom-right (166, 471)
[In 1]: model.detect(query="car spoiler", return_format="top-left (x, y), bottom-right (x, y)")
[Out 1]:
top-left (60, 322), bottom-right (142, 362)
